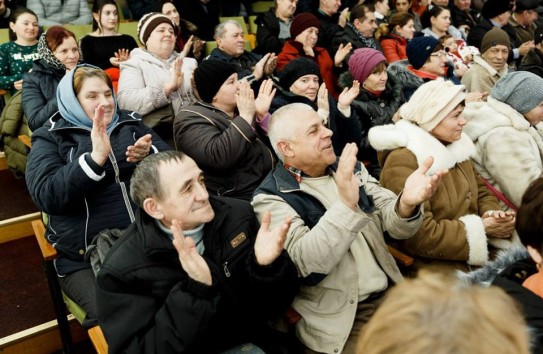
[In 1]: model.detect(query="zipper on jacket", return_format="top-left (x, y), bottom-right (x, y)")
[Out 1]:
top-left (223, 262), bottom-right (231, 277)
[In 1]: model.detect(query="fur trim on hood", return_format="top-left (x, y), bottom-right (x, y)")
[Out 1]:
top-left (368, 119), bottom-right (475, 175)
top-left (387, 59), bottom-right (425, 89)
top-left (458, 245), bottom-right (529, 286)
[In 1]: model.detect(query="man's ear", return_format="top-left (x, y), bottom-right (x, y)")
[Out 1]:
top-left (527, 245), bottom-right (543, 266)
top-left (143, 197), bottom-right (164, 221)
top-left (277, 140), bottom-right (294, 158)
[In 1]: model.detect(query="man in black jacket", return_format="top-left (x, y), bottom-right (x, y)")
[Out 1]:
top-left (96, 151), bottom-right (299, 354)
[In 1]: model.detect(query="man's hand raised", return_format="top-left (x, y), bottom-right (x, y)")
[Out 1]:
top-left (254, 211), bottom-right (292, 266)
top-left (335, 143), bottom-right (360, 210)
top-left (172, 219), bottom-right (212, 286)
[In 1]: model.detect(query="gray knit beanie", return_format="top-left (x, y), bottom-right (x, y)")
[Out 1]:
top-left (491, 72), bottom-right (543, 114)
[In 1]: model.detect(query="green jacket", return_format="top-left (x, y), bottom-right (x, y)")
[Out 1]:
top-left (0, 90), bottom-right (30, 174)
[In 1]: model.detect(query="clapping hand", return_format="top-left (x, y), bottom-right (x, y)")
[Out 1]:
top-left (335, 143), bottom-right (361, 210)
top-left (172, 219), bottom-right (212, 285)
top-left (236, 80), bottom-right (256, 125)
top-left (254, 79), bottom-right (276, 118)
top-left (126, 134), bottom-right (152, 163)
top-left (334, 42), bottom-right (352, 67)
top-left (110, 48), bottom-right (130, 67)
top-left (399, 156), bottom-right (448, 217)
top-left (254, 211), bottom-right (292, 266)
top-left (164, 57), bottom-right (184, 96)
top-left (483, 210), bottom-right (515, 238)
top-left (90, 105), bottom-right (112, 166)
top-left (338, 80), bottom-right (360, 108)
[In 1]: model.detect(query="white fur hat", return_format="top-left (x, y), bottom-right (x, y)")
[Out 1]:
top-left (399, 79), bottom-right (466, 132)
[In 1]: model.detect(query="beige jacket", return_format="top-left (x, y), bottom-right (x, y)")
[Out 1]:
top-left (251, 165), bottom-right (422, 353)
top-left (461, 55), bottom-right (508, 94)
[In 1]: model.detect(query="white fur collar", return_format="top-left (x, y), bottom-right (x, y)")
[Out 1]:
top-left (368, 119), bottom-right (475, 175)
top-left (463, 97), bottom-right (531, 141)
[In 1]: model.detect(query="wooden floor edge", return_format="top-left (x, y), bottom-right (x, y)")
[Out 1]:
top-left (0, 315), bottom-right (88, 354)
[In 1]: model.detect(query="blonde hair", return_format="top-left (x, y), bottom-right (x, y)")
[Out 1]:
top-left (73, 66), bottom-right (113, 95)
top-left (357, 271), bottom-right (531, 354)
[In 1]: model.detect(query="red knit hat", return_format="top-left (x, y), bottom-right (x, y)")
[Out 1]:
top-left (290, 13), bottom-right (320, 38)
top-left (348, 48), bottom-right (387, 83)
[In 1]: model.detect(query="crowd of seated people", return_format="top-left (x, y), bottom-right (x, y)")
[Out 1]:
top-left (2, 0), bottom-right (543, 352)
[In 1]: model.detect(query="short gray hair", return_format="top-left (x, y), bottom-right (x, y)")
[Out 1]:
top-left (214, 20), bottom-right (242, 39)
top-left (268, 103), bottom-right (315, 162)
top-left (130, 150), bottom-right (186, 208)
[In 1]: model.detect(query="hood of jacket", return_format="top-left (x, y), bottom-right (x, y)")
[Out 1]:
top-left (31, 58), bottom-right (66, 77)
top-left (368, 119), bottom-right (475, 174)
top-left (463, 97), bottom-right (532, 142)
top-left (129, 47), bottom-right (178, 67)
top-left (459, 245), bottom-right (529, 286)
top-left (387, 59), bottom-right (425, 89)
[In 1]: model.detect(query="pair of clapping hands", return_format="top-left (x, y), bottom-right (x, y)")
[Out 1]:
top-left (90, 105), bottom-right (152, 165)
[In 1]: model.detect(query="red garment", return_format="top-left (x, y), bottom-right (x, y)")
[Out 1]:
top-left (380, 33), bottom-right (408, 63)
top-left (407, 65), bottom-right (439, 80)
top-left (277, 40), bottom-right (340, 99)
top-left (523, 269), bottom-right (543, 299)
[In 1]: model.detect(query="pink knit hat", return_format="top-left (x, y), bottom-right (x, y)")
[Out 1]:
top-left (348, 48), bottom-right (387, 83)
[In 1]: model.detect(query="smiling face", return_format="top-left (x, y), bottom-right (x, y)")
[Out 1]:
top-left (95, 4), bottom-right (118, 32)
top-left (430, 103), bottom-right (466, 143)
top-left (295, 26), bottom-right (319, 48)
top-left (146, 22), bottom-right (176, 57)
top-left (454, 0), bottom-right (471, 11)
top-left (152, 156), bottom-right (215, 230)
top-left (276, 0), bottom-right (297, 19)
top-left (212, 72), bottom-right (240, 109)
top-left (53, 36), bottom-right (80, 70)
top-left (10, 12), bottom-right (39, 42)
top-left (396, 19), bottom-right (415, 39)
top-left (289, 74), bottom-right (320, 101)
top-left (162, 2), bottom-right (180, 26)
top-left (363, 65), bottom-right (388, 92)
top-left (217, 22), bottom-right (245, 57)
top-left (523, 100), bottom-right (543, 126)
top-left (76, 76), bottom-right (115, 124)
top-left (421, 50), bottom-right (447, 76)
top-left (354, 11), bottom-right (378, 38)
top-left (319, 0), bottom-right (341, 15)
top-left (482, 44), bottom-right (509, 71)
top-left (281, 108), bottom-right (336, 177)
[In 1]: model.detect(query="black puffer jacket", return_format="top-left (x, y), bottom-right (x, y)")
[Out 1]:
top-left (97, 198), bottom-right (299, 354)
top-left (338, 69), bottom-right (405, 177)
top-left (22, 59), bottom-right (65, 131)
top-left (254, 8), bottom-right (287, 55)
top-left (174, 102), bottom-right (275, 201)
top-left (25, 110), bottom-right (171, 275)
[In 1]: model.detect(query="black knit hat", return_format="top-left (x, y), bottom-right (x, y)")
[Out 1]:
top-left (406, 36), bottom-right (440, 69)
top-left (481, 0), bottom-right (512, 19)
top-left (279, 57), bottom-right (321, 90)
top-left (193, 60), bottom-right (237, 103)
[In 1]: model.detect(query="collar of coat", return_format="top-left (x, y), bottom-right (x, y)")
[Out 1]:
top-left (471, 54), bottom-right (508, 77)
top-left (462, 97), bottom-right (532, 142)
top-left (368, 119), bottom-right (475, 174)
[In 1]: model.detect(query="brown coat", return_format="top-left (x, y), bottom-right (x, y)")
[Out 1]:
top-left (369, 120), bottom-right (501, 271)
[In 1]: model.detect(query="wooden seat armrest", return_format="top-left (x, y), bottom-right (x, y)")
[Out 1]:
top-left (387, 245), bottom-right (414, 267)
top-left (88, 326), bottom-right (108, 354)
top-left (32, 219), bottom-right (57, 261)
top-left (0, 89), bottom-right (6, 96)
top-left (18, 134), bottom-right (32, 148)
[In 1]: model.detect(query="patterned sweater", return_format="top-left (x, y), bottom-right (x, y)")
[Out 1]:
top-left (0, 41), bottom-right (39, 93)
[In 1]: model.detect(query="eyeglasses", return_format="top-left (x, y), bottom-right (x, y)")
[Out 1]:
top-left (430, 50), bottom-right (447, 59)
